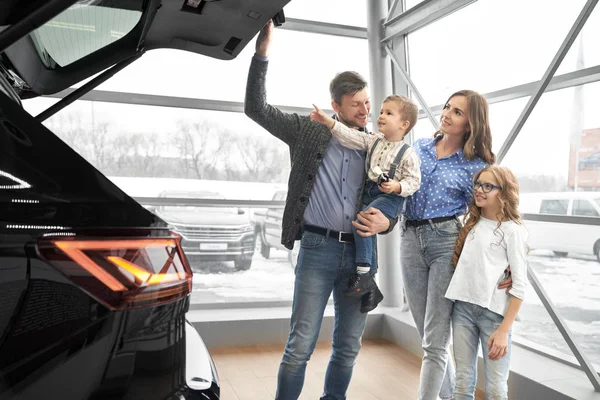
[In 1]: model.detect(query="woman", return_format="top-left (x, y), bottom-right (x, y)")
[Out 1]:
top-left (402, 90), bottom-right (495, 400)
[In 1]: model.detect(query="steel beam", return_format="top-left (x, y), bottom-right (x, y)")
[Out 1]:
top-left (497, 0), bottom-right (598, 163)
top-left (382, 0), bottom-right (477, 43)
top-left (386, 45), bottom-right (439, 129)
top-left (528, 267), bottom-right (600, 390)
top-left (280, 18), bottom-right (367, 39)
top-left (385, 0), bottom-right (402, 23)
top-left (416, 65), bottom-right (600, 120)
top-left (43, 88), bottom-right (332, 116)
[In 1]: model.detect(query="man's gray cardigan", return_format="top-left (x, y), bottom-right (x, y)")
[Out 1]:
top-left (244, 57), bottom-right (395, 250)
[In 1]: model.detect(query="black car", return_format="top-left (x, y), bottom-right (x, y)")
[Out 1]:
top-left (0, 0), bottom-right (288, 398)
top-left (155, 191), bottom-right (256, 271)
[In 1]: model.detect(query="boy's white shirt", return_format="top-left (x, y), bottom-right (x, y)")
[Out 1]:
top-left (330, 120), bottom-right (421, 197)
top-left (445, 216), bottom-right (529, 318)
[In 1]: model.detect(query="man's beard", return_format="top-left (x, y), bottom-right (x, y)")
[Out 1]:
top-left (338, 111), bottom-right (366, 129)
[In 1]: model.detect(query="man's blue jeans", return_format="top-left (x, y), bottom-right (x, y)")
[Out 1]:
top-left (276, 230), bottom-right (374, 400)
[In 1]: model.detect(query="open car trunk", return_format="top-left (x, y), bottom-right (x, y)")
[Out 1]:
top-left (1, 0), bottom-right (290, 97)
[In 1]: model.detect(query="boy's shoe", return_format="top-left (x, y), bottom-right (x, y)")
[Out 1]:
top-left (343, 272), bottom-right (377, 297)
top-left (360, 287), bottom-right (384, 314)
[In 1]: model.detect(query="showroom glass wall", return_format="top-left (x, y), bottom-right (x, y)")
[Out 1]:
top-left (23, 0), bottom-right (600, 380)
top-left (403, 0), bottom-right (600, 371)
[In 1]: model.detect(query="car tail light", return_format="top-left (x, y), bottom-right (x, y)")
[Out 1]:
top-left (38, 232), bottom-right (193, 310)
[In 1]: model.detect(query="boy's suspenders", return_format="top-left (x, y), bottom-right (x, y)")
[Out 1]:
top-left (366, 138), bottom-right (410, 179)
top-left (389, 143), bottom-right (409, 179)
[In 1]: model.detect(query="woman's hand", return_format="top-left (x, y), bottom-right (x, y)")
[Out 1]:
top-left (352, 207), bottom-right (391, 236)
top-left (498, 266), bottom-right (513, 294)
top-left (487, 329), bottom-right (509, 360)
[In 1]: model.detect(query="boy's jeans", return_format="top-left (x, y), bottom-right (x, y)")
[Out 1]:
top-left (354, 181), bottom-right (404, 267)
top-left (453, 301), bottom-right (511, 400)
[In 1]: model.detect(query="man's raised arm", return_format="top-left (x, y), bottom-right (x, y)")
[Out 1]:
top-left (244, 21), bottom-right (303, 146)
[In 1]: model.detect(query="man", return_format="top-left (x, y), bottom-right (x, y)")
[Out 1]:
top-left (244, 21), bottom-right (392, 400)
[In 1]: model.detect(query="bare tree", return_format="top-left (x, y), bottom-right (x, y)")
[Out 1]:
top-left (112, 134), bottom-right (137, 174)
top-left (234, 136), bottom-right (290, 182)
top-left (44, 112), bottom-right (115, 174)
top-left (128, 133), bottom-right (163, 176)
top-left (235, 136), bottom-right (272, 179)
top-left (45, 112), bottom-right (87, 150)
top-left (213, 129), bottom-right (240, 180)
top-left (87, 121), bottom-right (113, 173)
top-left (175, 121), bottom-right (218, 179)
top-left (43, 112), bottom-right (291, 181)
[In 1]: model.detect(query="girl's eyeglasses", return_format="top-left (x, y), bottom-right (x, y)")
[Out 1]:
top-left (474, 181), bottom-right (502, 193)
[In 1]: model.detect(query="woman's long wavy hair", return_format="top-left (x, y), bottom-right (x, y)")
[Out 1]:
top-left (435, 90), bottom-right (496, 164)
top-left (452, 165), bottom-right (522, 266)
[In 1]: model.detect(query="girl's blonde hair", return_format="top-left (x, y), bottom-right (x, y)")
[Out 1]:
top-left (452, 165), bottom-right (521, 265)
top-left (435, 90), bottom-right (496, 164)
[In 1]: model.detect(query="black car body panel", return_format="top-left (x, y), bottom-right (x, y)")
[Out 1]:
top-left (0, 84), bottom-right (218, 398)
top-left (0, 0), bottom-right (292, 397)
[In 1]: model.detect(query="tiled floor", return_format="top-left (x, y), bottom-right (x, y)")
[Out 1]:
top-left (212, 338), bottom-right (426, 399)
top-left (211, 338), bottom-right (488, 399)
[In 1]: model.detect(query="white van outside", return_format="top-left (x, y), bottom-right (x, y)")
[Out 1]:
top-left (519, 192), bottom-right (600, 262)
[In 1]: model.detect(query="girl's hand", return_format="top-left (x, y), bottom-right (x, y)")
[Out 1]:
top-left (379, 180), bottom-right (400, 194)
top-left (310, 104), bottom-right (335, 129)
top-left (488, 329), bottom-right (509, 360)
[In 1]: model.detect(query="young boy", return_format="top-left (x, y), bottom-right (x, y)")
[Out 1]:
top-left (311, 95), bottom-right (421, 311)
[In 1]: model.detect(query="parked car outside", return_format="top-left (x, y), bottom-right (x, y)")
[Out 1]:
top-left (252, 190), bottom-right (299, 268)
top-left (155, 190), bottom-right (256, 271)
top-left (578, 151), bottom-right (600, 170)
top-left (520, 191), bottom-right (600, 261)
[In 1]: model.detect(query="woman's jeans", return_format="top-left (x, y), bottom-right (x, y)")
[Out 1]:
top-left (400, 218), bottom-right (461, 400)
top-left (453, 301), bottom-right (511, 400)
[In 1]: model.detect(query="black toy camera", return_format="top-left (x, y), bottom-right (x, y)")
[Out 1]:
top-left (377, 173), bottom-right (390, 186)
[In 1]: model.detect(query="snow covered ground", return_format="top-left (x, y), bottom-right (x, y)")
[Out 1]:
top-left (514, 250), bottom-right (600, 366)
top-left (190, 248), bottom-right (296, 304)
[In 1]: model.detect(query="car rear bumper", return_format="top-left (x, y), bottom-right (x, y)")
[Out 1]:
top-left (184, 320), bottom-right (220, 399)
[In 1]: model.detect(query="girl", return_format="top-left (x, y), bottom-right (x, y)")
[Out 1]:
top-left (399, 90), bottom-right (498, 400)
top-left (446, 165), bottom-right (528, 400)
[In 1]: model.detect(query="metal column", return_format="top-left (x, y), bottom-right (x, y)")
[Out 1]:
top-left (367, 0), bottom-right (402, 308)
